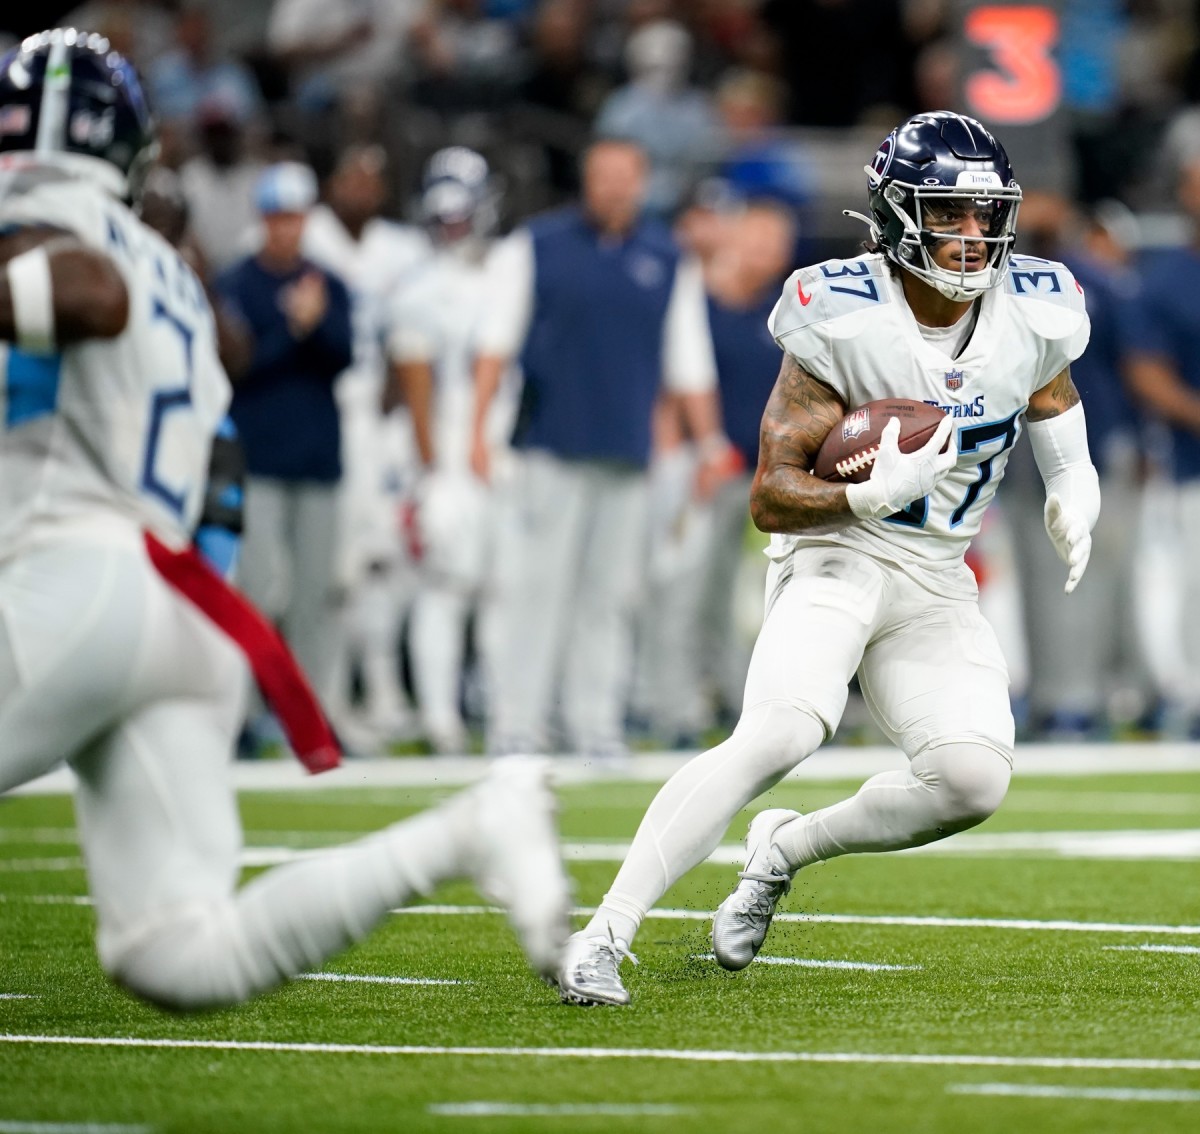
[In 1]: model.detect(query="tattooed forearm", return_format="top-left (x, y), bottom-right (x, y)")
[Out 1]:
top-left (749, 355), bottom-right (858, 534)
top-left (1026, 367), bottom-right (1081, 422)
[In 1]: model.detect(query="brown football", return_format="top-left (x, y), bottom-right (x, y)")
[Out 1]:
top-left (813, 399), bottom-right (949, 484)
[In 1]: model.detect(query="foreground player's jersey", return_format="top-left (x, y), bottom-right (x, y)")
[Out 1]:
top-left (0, 162), bottom-right (230, 559)
top-left (768, 252), bottom-right (1090, 596)
top-left (389, 244), bottom-right (519, 473)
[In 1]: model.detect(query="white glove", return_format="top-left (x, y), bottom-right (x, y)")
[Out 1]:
top-left (1044, 493), bottom-right (1091, 594)
top-left (846, 414), bottom-right (958, 521)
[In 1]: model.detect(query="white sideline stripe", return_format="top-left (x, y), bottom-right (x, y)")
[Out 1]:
top-left (4, 1035), bottom-right (1200, 1071)
top-left (390, 903), bottom-right (1200, 938)
top-left (691, 953), bottom-right (920, 972)
top-left (428, 1103), bottom-right (687, 1117)
top-left (13, 743), bottom-right (1200, 795)
top-left (299, 973), bottom-right (465, 986)
top-left (0, 995), bottom-right (37, 1000)
top-left (948, 1083), bottom-right (1200, 1103)
top-left (1104, 944), bottom-right (1200, 955)
top-left (0, 1124), bottom-right (152, 1134)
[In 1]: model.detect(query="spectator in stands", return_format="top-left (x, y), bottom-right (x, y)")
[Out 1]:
top-left (148, 2), bottom-right (265, 166)
top-left (215, 163), bottom-right (354, 727)
top-left (595, 19), bottom-right (720, 217)
top-left (63, 0), bottom-right (175, 72)
top-left (470, 138), bottom-right (730, 758)
top-left (179, 95), bottom-right (266, 273)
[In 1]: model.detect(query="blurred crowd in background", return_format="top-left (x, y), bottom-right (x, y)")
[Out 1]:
top-left (8, 0), bottom-right (1200, 755)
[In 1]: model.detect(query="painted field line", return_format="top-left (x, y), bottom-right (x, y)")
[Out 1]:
top-left (0, 858), bottom-right (83, 873)
top-left (428, 1103), bottom-right (687, 1117)
top-left (0, 895), bottom-right (93, 906)
top-left (1004, 791), bottom-right (1200, 815)
top-left (1104, 944), bottom-right (1200, 955)
top-left (4, 1035), bottom-right (1200, 1072)
top-left (298, 973), bottom-right (466, 987)
top-left (0, 1124), bottom-right (152, 1134)
top-left (391, 903), bottom-right (1200, 938)
top-left (0, 995), bottom-right (37, 1000)
top-left (692, 953), bottom-right (919, 972)
top-left (948, 1083), bottom-right (1200, 1103)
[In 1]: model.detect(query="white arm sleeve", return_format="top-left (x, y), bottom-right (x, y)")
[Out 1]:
top-left (662, 255), bottom-right (717, 394)
top-left (1026, 402), bottom-right (1101, 530)
top-left (474, 228), bottom-right (535, 358)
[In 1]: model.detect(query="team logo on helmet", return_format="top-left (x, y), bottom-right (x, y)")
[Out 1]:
top-left (869, 134), bottom-right (894, 182)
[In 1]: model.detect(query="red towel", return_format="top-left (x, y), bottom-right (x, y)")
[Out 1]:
top-left (144, 531), bottom-right (342, 774)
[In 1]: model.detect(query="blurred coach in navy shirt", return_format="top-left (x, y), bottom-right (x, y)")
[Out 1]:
top-left (471, 138), bottom-right (730, 758)
top-left (216, 162), bottom-right (353, 708)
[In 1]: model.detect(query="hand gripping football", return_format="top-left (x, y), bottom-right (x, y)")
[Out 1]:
top-left (813, 399), bottom-right (949, 483)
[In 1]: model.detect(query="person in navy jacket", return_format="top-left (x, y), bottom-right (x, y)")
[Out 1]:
top-left (216, 162), bottom-right (353, 710)
top-left (471, 138), bottom-right (730, 757)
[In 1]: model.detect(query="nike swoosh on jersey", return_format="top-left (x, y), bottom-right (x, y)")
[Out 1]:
top-left (797, 279), bottom-right (813, 306)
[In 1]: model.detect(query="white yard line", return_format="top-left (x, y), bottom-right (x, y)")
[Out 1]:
top-left (427, 1103), bottom-right (687, 1117)
top-left (10, 744), bottom-right (1200, 796)
top-left (391, 903), bottom-right (1200, 937)
top-left (0, 859), bottom-right (83, 873)
top-left (1103, 944), bottom-right (1200, 955)
top-left (0, 1124), bottom-right (152, 1134)
top-left (298, 973), bottom-right (466, 986)
top-left (691, 954), bottom-right (920, 971)
top-left (948, 1082), bottom-right (1200, 1103)
top-left (0, 995), bottom-right (37, 1000)
top-left (3, 1034), bottom-right (1200, 1071)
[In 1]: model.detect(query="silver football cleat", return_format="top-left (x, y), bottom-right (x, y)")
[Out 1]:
top-left (558, 927), bottom-right (638, 1006)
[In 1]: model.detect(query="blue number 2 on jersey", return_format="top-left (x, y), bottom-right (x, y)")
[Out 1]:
top-left (139, 299), bottom-right (195, 517)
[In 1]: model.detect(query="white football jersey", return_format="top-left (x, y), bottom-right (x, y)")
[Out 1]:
top-left (0, 163), bottom-right (230, 560)
top-left (768, 252), bottom-right (1090, 597)
top-left (388, 243), bottom-right (519, 474)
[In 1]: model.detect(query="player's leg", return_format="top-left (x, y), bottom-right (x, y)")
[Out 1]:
top-left (285, 481), bottom-right (341, 705)
top-left (560, 546), bottom-right (882, 1003)
top-left (487, 451), bottom-right (588, 754)
top-left (74, 557), bottom-right (570, 1010)
top-left (560, 464), bottom-right (651, 754)
top-left (411, 581), bottom-right (472, 753)
top-left (768, 578), bottom-right (1014, 871)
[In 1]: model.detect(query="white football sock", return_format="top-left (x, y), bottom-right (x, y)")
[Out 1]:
top-left (771, 742), bottom-right (1011, 870)
top-left (585, 702), bottom-right (824, 945)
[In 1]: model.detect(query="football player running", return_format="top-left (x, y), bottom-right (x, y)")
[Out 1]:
top-left (0, 29), bottom-right (570, 1010)
top-left (388, 147), bottom-right (518, 754)
top-left (559, 112), bottom-right (1097, 1005)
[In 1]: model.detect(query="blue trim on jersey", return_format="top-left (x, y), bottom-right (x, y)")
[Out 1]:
top-left (6, 349), bottom-right (62, 427)
top-left (194, 524), bottom-right (240, 580)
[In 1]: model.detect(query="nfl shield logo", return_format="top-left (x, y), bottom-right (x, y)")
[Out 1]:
top-left (945, 368), bottom-right (964, 390)
top-left (842, 407), bottom-right (871, 442)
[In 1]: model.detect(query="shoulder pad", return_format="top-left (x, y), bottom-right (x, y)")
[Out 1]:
top-left (770, 254), bottom-right (892, 339)
top-left (1004, 256), bottom-right (1089, 341)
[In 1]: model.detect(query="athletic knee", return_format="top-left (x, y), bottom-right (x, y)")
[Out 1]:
top-left (919, 743), bottom-right (1011, 831)
top-left (100, 900), bottom-right (275, 1011)
top-left (734, 701), bottom-right (824, 772)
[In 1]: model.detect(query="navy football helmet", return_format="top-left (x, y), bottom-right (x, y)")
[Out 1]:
top-left (421, 146), bottom-right (497, 241)
top-left (0, 28), bottom-right (157, 199)
top-left (848, 111), bottom-right (1022, 301)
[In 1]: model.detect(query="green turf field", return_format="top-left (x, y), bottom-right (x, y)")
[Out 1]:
top-left (4, 767), bottom-right (1200, 1133)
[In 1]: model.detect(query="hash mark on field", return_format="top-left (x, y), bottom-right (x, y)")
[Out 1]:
top-left (5, 1035), bottom-right (1200, 1071)
top-left (949, 1083), bottom-right (1200, 1103)
top-left (691, 953), bottom-right (921, 972)
top-left (391, 904), bottom-right (1200, 937)
top-left (299, 973), bottom-right (466, 986)
top-left (428, 1103), bottom-right (687, 1117)
top-left (1103, 944), bottom-right (1200, 955)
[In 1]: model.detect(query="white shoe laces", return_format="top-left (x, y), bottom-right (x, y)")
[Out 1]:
top-left (576, 931), bottom-right (638, 986)
top-left (731, 870), bottom-right (791, 921)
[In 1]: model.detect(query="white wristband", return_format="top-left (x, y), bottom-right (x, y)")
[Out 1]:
top-left (7, 245), bottom-right (56, 355)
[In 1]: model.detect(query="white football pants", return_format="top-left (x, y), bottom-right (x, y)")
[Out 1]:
top-left (0, 536), bottom-right (485, 1010)
top-left (587, 543), bottom-right (1013, 946)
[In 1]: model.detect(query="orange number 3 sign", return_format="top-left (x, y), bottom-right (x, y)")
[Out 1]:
top-left (964, 5), bottom-right (1062, 125)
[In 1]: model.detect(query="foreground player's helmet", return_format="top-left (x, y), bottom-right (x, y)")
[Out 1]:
top-left (421, 146), bottom-right (497, 239)
top-left (0, 28), bottom-right (157, 199)
top-left (850, 111), bottom-right (1022, 302)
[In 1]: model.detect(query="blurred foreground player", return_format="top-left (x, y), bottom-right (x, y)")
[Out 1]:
top-left (559, 112), bottom-right (1097, 1005)
top-left (0, 29), bottom-right (570, 1009)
